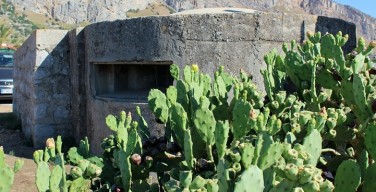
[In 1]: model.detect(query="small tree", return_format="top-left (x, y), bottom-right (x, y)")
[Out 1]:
top-left (0, 24), bottom-right (12, 45)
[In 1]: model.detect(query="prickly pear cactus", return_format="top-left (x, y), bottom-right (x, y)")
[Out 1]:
top-left (148, 89), bottom-right (169, 123)
top-left (254, 134), bottom-right (283, 170)
top-left (28, 33), bottom-right (376, 192)
top-left (365, 122), bottom-right (376, 159)
top-left (364, 163), bottom-right (376, 192)
top-left (234, 165), bottom-right (264, 192)
top-left (303, 129), bottom-right (322, 165)
top-left (0, 146), bottom-right (23, 192)
top-left (35, 159), bottom-right (51, 192)
top-left (334, 160), bottom-right (361, 192)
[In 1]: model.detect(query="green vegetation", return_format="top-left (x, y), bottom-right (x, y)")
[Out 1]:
top-left (0, 0), bottom-right (175, 45)
top-left (0, 1), bottom-right (89, 46)
top-left (126, 2), bottom-right (174, 18)
top-left (3, 32), bottom-right (376, 191)
top-left (0, 146), bottom-right (23, 191)
top-left (0, 24), bottom-right (12, 44)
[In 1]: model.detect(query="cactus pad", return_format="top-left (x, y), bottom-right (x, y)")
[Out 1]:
top-left (234, 165), bottom-right (264, 192)
top-left (334, 160), bottom-right (361, 192)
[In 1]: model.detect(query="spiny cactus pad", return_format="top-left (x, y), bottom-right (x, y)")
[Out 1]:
top-left (363, 162), bottom-right (376, 192)
top-left (303, 129), bottom-right (322, 165)
top-left (334, 160), bottom-right (361, 192)
top-left (365, 122), bottom-right (376, 159)
top-left (234, 165), bottom-right (264, 192)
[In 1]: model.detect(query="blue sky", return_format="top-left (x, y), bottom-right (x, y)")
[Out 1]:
top-left (335, 0), bottom-right (376, 18)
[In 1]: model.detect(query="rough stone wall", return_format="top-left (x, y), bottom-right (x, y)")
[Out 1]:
top-left (14, 10), bottom-right (356, 153)
top-left (13, 32), bottom-right (36, 140)
top-left (14, 30), bottom-right (73, 148)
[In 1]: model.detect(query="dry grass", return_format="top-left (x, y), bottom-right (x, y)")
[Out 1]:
top-left (0, 17), bottom-right (13, 25)
top-left (126, 1), bottom-right (175, 18)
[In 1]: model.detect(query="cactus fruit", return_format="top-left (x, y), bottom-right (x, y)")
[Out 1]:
top-left (86, 163), bottom-right (102, 177)
top-left (298, 167), bottom-right (315, 184)
top-left (69, 177), bottom-right (90, 192)
top-left (320, 180), bottom-right (335, 192)
top-left (234, 165), bottom-right (264, 192)
top-left (70, 166), bottom-right (83, 179)
top-left (189, 175), bottom-right (207, 190)
top-left (180, 170), bottom-right (193, 188)
top-left (334, 160), bottom-right (361, 192)
top-left (284, 164), bottom-right (299, 181)
top-left (206, 179), bottom-right (219, 192)
top-left (270, 179), bottom-right (294, 192)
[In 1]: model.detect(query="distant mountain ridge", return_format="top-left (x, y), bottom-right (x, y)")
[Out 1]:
top-left (2, 0), bottom-right (375, 45)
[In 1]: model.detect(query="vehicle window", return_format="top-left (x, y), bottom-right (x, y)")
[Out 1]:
top-left (0, 54), bottom-right (13, 67)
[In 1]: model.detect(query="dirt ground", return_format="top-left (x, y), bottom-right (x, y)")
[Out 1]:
top-left (5, 154), bottom-right (37, 192)
top-left (1, 129), bottom-right (37, 192)
top-left (0, 102), bottom-right (38, 192)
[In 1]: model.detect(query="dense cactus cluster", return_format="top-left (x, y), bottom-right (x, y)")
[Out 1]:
top-left (33, 136), bottom-right (104, 192)
top-left (2, 32), bottom-right (375, 191)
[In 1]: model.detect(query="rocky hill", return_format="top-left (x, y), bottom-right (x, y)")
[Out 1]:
top-left (164, 0), bottom-right (375, 41)
top-left (1, 0), bottom-right (375, 45)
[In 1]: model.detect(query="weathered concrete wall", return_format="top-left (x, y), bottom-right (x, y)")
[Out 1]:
top-left (14, 9), bottom-right (356, 153)
top-left (83, 10), bottom-right (356, 153)
top-left (14, 30), bottom-right (72, 148)
top-left (69, 27), bottom-right (87, 143)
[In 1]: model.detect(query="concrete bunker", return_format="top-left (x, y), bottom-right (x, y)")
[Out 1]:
top-left (13, 8), bottom-right (357, 154)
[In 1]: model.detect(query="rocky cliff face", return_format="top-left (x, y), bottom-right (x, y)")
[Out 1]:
top-left (297, 0), bottom-right (376, 41)
top-left (7, 0), bottom-right (375, 41)
top-left (8, 0), bottom-right (154, 23)
top-left (164, 0), bottom-right (375, 41)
